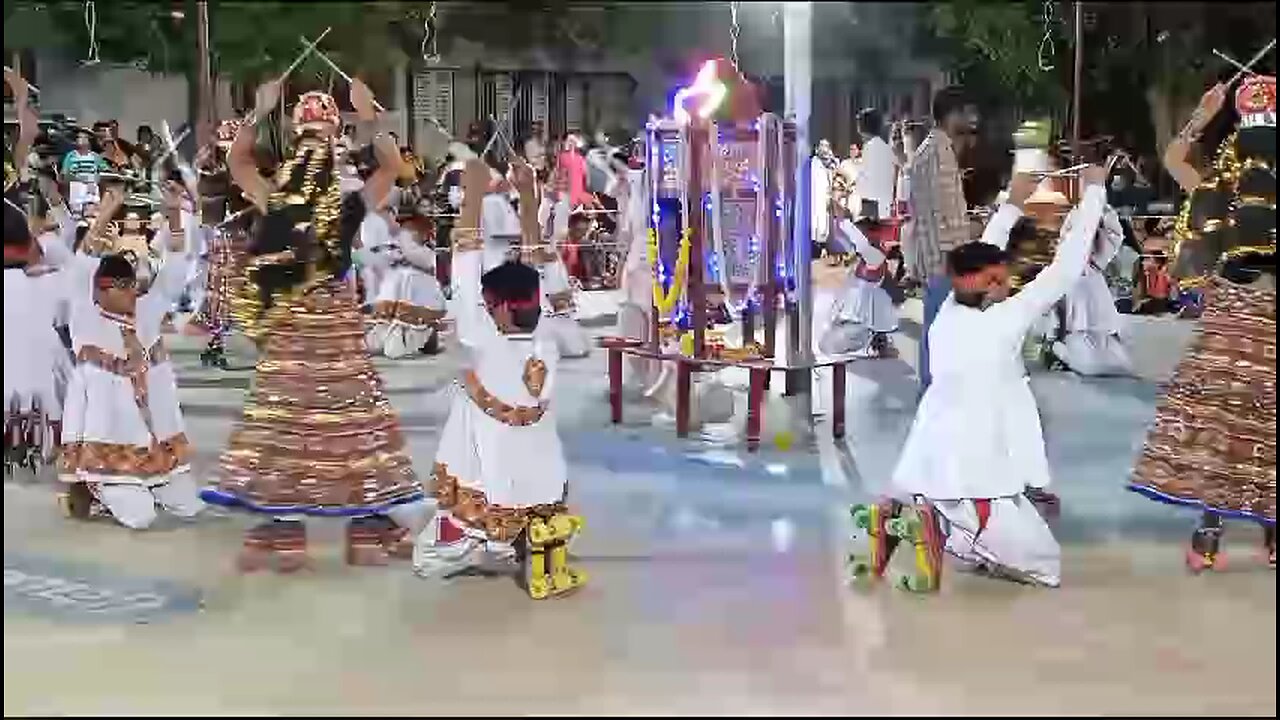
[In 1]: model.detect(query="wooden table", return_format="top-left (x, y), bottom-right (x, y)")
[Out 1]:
top-left (599, 337), bottom-right (859, 452)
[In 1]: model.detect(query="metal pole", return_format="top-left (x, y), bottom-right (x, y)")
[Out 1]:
top-left (196, 0), bottom-right (213, 149)
top-left (1071, 1), bottom-right (1084, 164)
top-left (689, 118), bottom-right (709, 360)
top-left (783, 0), bottom-right (814, 397)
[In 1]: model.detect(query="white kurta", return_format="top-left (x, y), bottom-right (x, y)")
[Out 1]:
top-left (358, 212), bottom-right (394, 304)
top-left (615, 168), bottom-right (660, 386)
top-left (538, 253), bottom-right (591, 359)
top-left (820, 219), bottom-right (897, 356)
top-left (892, 186), bottom-right (1105, 501)
top-left (433, 246), bottom-right (567, 539)
top-left (537, 194), bottom-right (590, 359)
top-left (5, 210), bottom-right (77, 426)
top-left (1053, 208), bottom-right (1133, 376)
top-left (853, 135), bottom-right (898, 221)
top-left (42, 217), bottom-right (197, 488)
top-left (810, 157), bottom-right (833, 245)
top-left (363, 228), bottom-right (447, 359)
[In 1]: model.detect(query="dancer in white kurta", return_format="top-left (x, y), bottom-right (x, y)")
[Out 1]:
top-left (4, 198), bottom-right (76, 471)
top-left (810, 141), bottom-right (837, 249)
top-left (820, 217), bottom-right (899, 358)
top-left (1050, 207), bottom-right (1133, 376)
top-left (536, 194), bottom-right (591, 359)
top-left (41, 184), bottom-right (204, 529)
top-left (362, 216), bottom-right (447, 358)
top-left (887, 174), bottom-right (1107, 590)
top-left (614, 164), bottom-right (661, 388)
top-left (415, 159), bottom-right (576, 589)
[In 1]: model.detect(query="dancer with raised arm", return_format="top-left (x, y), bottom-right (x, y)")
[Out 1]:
top-left (1130, 76), bottom-right (1276, 571)
top-left (201, 77), bottom-right (427, 571)
top-left (414, 157), bottom-right (586, 599)
top-left (188, 119), bottom-right (254, 369)
top-left (849, 167), bottom-right (1107, 592)
top-left (41, 180), bottom-right (204, 528)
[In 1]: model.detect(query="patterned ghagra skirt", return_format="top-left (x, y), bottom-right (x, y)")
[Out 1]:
top-left (1128, 277), bottom-right (1276, 525)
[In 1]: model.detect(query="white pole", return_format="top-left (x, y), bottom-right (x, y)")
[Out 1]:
top-left (783, 1), bottom-right (815, 393)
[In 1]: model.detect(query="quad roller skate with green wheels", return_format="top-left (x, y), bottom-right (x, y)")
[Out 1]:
top-left (887, 504), bottom-right (946, 593)
top-left (521, 514), bottom-right (587, 600)
top-left (847, 500), bottom-right (902, 585)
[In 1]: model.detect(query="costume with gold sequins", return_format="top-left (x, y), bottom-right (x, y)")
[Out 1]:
top-left (1128, 76), bottom-right (1276, 526)
top-left (201, 131), bottom-right (424, 516)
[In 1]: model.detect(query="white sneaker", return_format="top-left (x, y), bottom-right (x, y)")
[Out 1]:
top-left (412, 535), bottom-right (486, 579)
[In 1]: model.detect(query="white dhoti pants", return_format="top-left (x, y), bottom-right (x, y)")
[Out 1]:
top-left (93, 472), bottom-right (204, 530)
top-left (930, 495), bottom-right (1061, 587)
top-left (1052, 332), bottom-right (1133, 377)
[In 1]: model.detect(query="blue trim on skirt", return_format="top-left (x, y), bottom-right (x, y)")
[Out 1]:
top-left (200, 488), bottom-right (426, 517)
top-left (1126, 483), bottom-right (1276, 527)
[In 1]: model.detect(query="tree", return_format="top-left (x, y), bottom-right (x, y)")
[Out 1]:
top-left (921, 0), bottom-right (1067, 114)
top-left (3, 1), bottom-right (417, 83)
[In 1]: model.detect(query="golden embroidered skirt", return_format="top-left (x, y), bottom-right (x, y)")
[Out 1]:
top-left (202, 279), bottom-right (424, 515)
top-left (189, 226), bottom-right (248, 336)
top-left (1128, 278), bottom-right (1276, 525)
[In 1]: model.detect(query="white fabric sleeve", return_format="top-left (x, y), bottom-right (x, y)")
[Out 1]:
top-left (978, 203), bottom-right (1025, 250)
top-left (395, 231), bottom-right (437, 272)
top-left (1093, 206), bottom-right (1125, 267)
top-left (452, 245), bottom-right (501, 350)
top-left (836, 218), bottom-right (886, 267)
top-left (994, 185), bottom-right (1106, 333)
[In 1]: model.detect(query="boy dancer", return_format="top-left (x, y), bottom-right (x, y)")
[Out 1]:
top-left (849, 167), bottom-right (1105, 591)
top-left (41, 181), bottom-right (205, 528)
top-left (1049, 206), bottom-right (1134, 376)
top-left (414, 158), bottom-right (585, 599)
top-left (819, 216), bottom-right (899, 358)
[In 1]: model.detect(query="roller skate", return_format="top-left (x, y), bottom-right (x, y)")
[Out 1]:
top-left (869, 333), bottom-right (898, 360)
top-left (420, 329), bottom-right (442, 356)
top-left (521, 514), bottom-right (587, 600)
top-left (1023, 486), bottom-right (1061, 529)
top-left (888, 503), bottom-right (946, 593)
top-left (238, 520), bottom-right (309, 574)
top-left (1185, 522), bottom-right (1224, 574)
top-left (847, 499), bottom-right (902, 585)
top-left (412, 513), bottom-right (487, 579)
top-left (58, 482), bottom-right (97, 520)
top-left (199, 342), bottom-right (229, 369)
top-left (346, 517), bottom-right (392, 566)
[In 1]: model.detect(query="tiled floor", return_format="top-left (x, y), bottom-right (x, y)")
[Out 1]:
top-left (4, 292), bottom-right (1274, 715)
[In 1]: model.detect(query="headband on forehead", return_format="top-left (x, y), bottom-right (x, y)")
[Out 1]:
top-left (497, 296), bottom-right (542, 311)
top-left (95, 275), bottom-right (137, 290)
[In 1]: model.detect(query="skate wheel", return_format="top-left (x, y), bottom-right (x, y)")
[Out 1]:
top-left (895, 573), bottom-right (935, 594)
top-left (850, 504), bottom-right (875, 530)
top-left (551, 568), bottom-right (586, 594)
top-left (528, 575), bottom-right (552, 600)
top-left (886, 515), bottom-right (918, 538)
top-left (549, 514), bottom-right (583, 542)
top-left (1184, 548), bottom-right (1223, 573)
top-left (847, 557), bottom-right (874, 582)
top-left (528, 518), bottom-right (554, 546)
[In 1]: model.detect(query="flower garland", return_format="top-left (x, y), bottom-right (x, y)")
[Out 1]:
top-left (648, 226), bottom-right (693, 317)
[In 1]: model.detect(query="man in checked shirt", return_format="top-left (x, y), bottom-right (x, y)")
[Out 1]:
top-left (903, 86), bottom-right (978, 392)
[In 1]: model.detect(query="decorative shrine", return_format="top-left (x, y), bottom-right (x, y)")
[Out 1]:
top-left (603, 59), bottom-right (855, 451)
top-left (644, 58), bottom-right (798, 362)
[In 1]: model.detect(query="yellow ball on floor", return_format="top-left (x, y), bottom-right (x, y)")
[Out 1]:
top-left (774, 430), bottom-right (794, 451)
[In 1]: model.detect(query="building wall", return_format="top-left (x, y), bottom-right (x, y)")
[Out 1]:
top-left (29, 50), bottom-right (235, 142)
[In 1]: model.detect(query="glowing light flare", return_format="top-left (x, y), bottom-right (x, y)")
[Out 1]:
top-left (673, 60), bottom-right (728, 124)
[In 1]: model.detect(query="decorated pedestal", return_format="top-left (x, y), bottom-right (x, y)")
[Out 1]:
top-left (601, 59), bottom-right (854, 450)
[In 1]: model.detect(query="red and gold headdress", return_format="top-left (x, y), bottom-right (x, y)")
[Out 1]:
top-left (1235, 74), bottom-right (1276, 129)
top-left (291, 91), bottom-right (341, 135)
